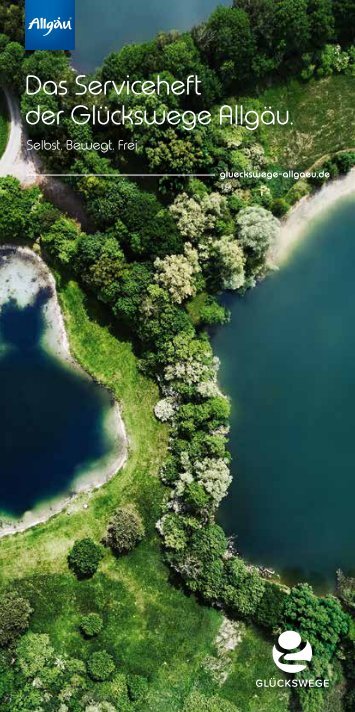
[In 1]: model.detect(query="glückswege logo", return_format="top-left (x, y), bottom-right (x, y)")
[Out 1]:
top-left (256, 630), bottom-right (330, 690)
top-left (25, 0), bottom-right (75, 51)
top-left (272, 631), bottom-right (312, 673)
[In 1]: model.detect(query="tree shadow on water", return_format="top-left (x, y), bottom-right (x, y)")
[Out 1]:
top-left (0, 291), bottom-right (49, 351)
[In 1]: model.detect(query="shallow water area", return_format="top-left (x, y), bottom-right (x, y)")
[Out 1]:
top-left (0, 246), bottom-right (123, 530)
top-left (213, 195), bottom-right (355, 590)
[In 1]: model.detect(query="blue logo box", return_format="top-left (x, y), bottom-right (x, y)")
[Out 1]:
top-left (25, 0), bottom-right (75, 50)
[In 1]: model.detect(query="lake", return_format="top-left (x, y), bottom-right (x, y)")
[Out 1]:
top-left (73, 0), bottom-right (229, 73)
top-left (213, 195), bottom-right (355, 589)
top-left (0, 247), bottom-right (121, 524)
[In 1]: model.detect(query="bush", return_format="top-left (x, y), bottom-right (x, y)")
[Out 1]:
top-left (0, 592), bottom-right (32, 647)
top-left (127, 674), bottom-right (149, 703)
top-left (79, 613), bottom-right (103, 638)
top-left (0, 591), bottom-right (32, 647)
top-left (105, 506), bottom-right (145, 555)
top-left (87, 650), bottom-right (115, 681)
top-left (68, 538), bottom-right (104, 579)
top-left (16, 633), bottom-right (54, 678)
top-left (334, 152), bottom-right (355, 174)
top-left (271, 198), bottom-right (289, 217)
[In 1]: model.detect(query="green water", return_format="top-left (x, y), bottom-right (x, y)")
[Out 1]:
top-left (74, 0), bottom-right (229, 72)
top-left (213, 196), bottom-right (355, 589)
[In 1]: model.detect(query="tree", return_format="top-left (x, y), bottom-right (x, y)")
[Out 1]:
top-left (87, 651), bottom-right (115, 681)
top-left (16, 633), bottom-right (54, 678)
top-left (200, 7), bottom-right (255, 88)
top-left (22, 50), bottom-right (70, 83)
top-left (154, 397), bottom-right (176, 422)
top-left (161, 34), bottom-right (221, 104)
top-left (195, 457), bottom-right (232, 506)
top-left (170, 191), bottom-right (227, 243)
top-left (213, 235), bottom-right (246, 290)
top-left (154, 244), bottom-right (201, 304)
top-left (0, 591), bottom-right (32, 647)
top-left (236, 206), bottom-right (280, 276)
top-left (0, 2), bottom-right (23, 43)
top-left (308, 0), bottom-right (335, 47)
top-left (101, 41), bottom-right (156, 83)
top-left (335, 152), bottom-right (355, 174)
top-left (0, 34), bottom-right (9, 53)
top-left (283, 583), bottom-right (349, 675)
top-left (113, 261), bottom-right (153, 326)
top-left (105, 506), bottom-right (145, 555)
top-left (176, 397), bottom-right (230, 438)
top-left (172, 524), bottom-right (228, 601)
top-left (41, 217), bottom-right (80, 265)
top-left (163, 331), bottom-right (218, 389)
top-left (333, 0), bottom-right (355, 44)
top-left (0, 41), bottom-right (24, 86)
top-left (76, 232), bottom-right (126, 304)
top-left (271, 198), bottom-right (289, 217)
top-left (337, 570), bottom-right (355, 610)
top-left (0, 178), bottom-right (43, 242)
top-left (197, 296), bottom-right (230, 326)
top-left (254, 582), bottom-right (288, 630)
top-left (185, 481), bottom-right (211, 511)
top-left (138, 284), bottom-right (192, 353)
top-left (21, 88), bottom-right (61, 138)
top-left (275, 0), bottom-right (311, 57)
top-left (161, 33), bottom-right (200, 79)
top-left (221, 558), bottom-right (265, 617)
top-left (182, 432), bottom-right (228, 460)
top-left (159, 513), bottom-right (188, 551)
top-left (68, 538), bottom-right (104, 579)
top-left (73, 161), bottom-right (182, 258)
top-left (80, 613), bottom-right (103, 638)
top-left (235, 0), bottom-right (281, 76)
top-left (146, 127), bottom-right (209, 175)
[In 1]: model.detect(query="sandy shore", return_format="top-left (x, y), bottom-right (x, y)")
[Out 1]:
top-left (0, 245), bottom-right (128, 538)
top-left (271, 168), bottom-right (355, 266)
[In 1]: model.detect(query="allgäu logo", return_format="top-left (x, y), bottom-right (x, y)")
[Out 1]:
top-left (25, 0), bottom-right (75, 50)
top-left (272, 630), bottom-right (313, 673)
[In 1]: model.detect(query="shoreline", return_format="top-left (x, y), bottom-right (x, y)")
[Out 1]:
top-left (0, 245), bottom-right (129, 539)
top-left (270, 168), bottom-right (355, 265)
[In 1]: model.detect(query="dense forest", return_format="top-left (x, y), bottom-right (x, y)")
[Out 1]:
top-left (0, 2), bottom-right (354, 711)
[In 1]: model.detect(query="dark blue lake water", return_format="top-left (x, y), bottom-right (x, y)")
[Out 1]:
top-left (213, 196), bottom-right (355, 589)
top-left (0, 282), bottom-right (116, 519)
top-left (73, 0), bottom-right (229, 72)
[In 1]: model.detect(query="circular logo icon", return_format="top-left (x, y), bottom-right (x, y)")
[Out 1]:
top-left (272, 630), bottom-right (312, 673)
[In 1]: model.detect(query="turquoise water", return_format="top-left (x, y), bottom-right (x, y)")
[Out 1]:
top-left (74, 0), bottom-right (229, 72)
top-left (213, 196), bottom-right (355, 589)
top-left (0, 250), bottom-right (118, 519)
